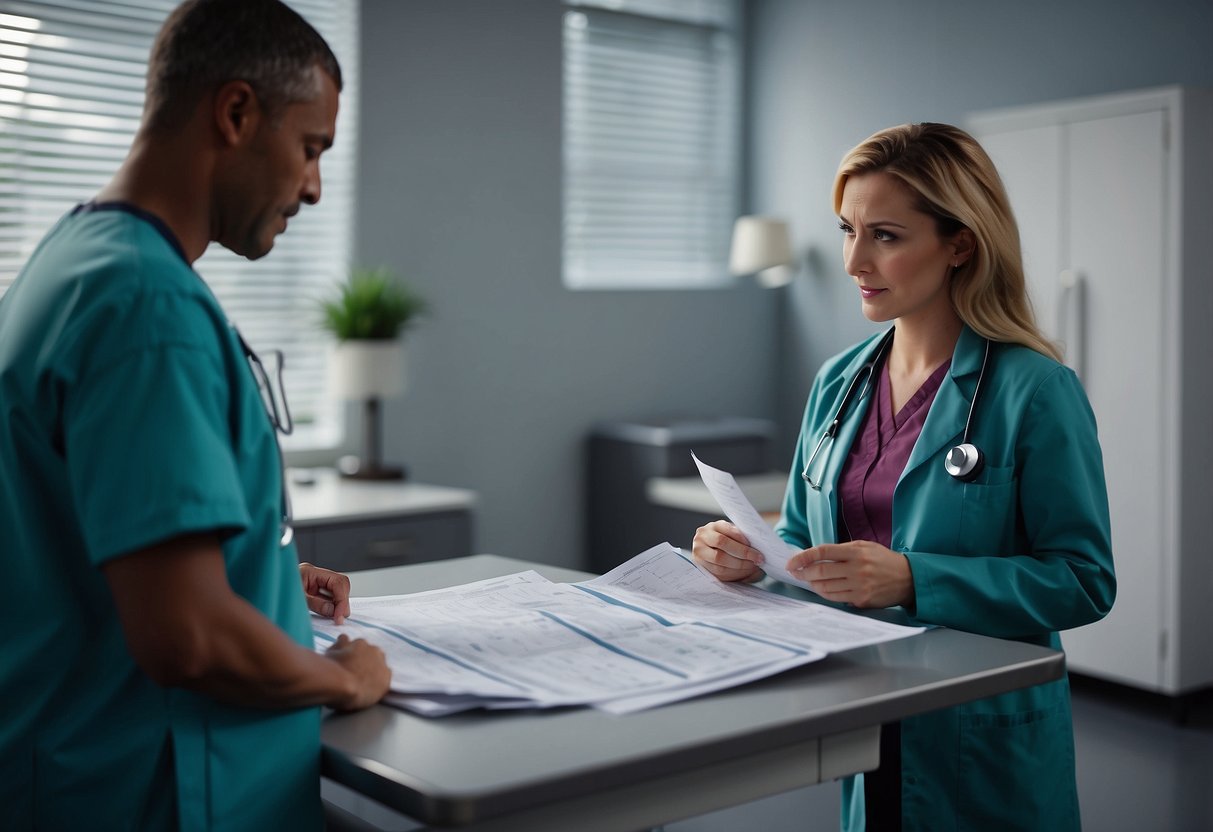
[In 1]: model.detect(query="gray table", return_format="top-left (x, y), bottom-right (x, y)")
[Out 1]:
top-left (321, 555), bottom-right (1064, 831)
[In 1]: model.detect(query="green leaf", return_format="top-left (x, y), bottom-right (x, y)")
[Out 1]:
top-left (317, 267), bottom-right (428, 341)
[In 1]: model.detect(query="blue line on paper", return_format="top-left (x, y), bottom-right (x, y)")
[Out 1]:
top-left (536, 610), bottom-right (687, 679)
top-left (571, 585), bottom-right (677, 626)
top-left (339, 618), bottom-right (529, 693)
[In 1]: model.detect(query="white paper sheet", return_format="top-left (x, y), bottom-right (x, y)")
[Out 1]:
top-left (581, 542), bottom-right (925, 653)
top-left (692, 452), bottom-right (813, 590)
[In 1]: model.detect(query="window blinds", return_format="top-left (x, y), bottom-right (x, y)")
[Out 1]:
top-left (562, 0), bottom-right (740, 290)
top-left (0, 0), bottom-right (358, 449)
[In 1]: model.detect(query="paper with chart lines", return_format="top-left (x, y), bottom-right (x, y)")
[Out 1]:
top-left (313, 543), bottom-right (923, 716)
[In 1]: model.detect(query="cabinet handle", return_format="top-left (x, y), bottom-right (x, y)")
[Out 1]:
top-left (364, 538), bottom-right (416, 560)
top-left (1057, 269), bottom-right (1087, 385)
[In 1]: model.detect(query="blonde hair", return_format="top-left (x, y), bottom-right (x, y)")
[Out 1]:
top-left (832, 123), bottom-right (1061, 361)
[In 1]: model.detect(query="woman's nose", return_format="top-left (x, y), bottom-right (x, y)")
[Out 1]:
top-left (844, 237), bottom-right (870, 276)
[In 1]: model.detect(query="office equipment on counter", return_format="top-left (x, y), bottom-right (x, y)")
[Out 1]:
top-left (644, 468), bottom-right (787, 521)
top-left (321, 555), bottom-right (1065, 831)
top-left (587, 417), bottom-right (776, 573)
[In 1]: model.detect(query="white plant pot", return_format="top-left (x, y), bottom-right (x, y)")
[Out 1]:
top-left (328, 339), bottom-right (406, 400)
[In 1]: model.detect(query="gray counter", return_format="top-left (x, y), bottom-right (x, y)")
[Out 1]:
top-left (321, 555), bottom-right (1064, 831)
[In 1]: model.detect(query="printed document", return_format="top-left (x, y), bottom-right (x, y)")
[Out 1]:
top-left (692, 452), bottom-right (813, 590)
top-left (314, 543), bottom-right (923, 716)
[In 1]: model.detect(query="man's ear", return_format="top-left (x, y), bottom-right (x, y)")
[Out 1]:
top-left (212, 80), bottom-right (260, 146)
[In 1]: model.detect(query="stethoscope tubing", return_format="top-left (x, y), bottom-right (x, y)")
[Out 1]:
top-left (235, 327), bottom-right (295, 547)
top-left (801, 329), bottom-right (990, 489)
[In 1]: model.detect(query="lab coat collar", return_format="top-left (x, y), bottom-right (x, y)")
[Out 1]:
top-left (812, 329), bottom-right (890, 510)
top-left (814, 324), bottom-right (986, 501)
top-left (900, 324), bottom-right (987, 482)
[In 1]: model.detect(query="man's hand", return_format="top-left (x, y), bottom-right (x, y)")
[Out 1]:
top-left (299, 562), bottom-right (351, 624)
top-left (325, 634), bottom-right (391, 711)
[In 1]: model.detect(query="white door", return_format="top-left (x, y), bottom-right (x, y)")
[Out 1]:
top-left (979, 125), bottom-right (1063, 353)
top-left (1059, 108), bottom-right (1168, 690)
top-left (978, 109), bottom-right (1169, 689)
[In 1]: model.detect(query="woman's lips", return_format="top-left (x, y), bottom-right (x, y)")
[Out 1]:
top-left (859, 286), bottom-right (886, 299)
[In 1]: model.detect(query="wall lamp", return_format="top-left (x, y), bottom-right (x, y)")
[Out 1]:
top-left (728, 215), bottom-right (796, 287)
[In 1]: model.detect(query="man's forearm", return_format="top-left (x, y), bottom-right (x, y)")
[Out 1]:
top-left (103, 533), bottom-right (380, 710)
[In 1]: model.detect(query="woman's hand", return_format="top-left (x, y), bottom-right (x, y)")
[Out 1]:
top-left (691, 520), bottom-right (765, 583)
top-left (299, 562), bottom-right (352, 624)
top-left (788, 541), bottom-right (914, 608)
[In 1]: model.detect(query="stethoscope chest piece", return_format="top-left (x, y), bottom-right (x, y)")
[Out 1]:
top-left (802, 330), bottom-right (995, 488)
top-left (942, 336), bottom-right (992, 483)
top-left (944, 443), bottom-right (984, 482)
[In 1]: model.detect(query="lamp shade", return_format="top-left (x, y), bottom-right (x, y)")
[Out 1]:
top-left (728, 216), bottom-right (793, 277)
top-left (328, 340), bottom-right (406, 400)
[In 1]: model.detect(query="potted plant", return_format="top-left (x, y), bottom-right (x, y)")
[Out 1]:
top-left (320, 267), bottom-right (427, 479)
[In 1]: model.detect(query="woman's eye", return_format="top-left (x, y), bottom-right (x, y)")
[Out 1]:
top-left (837, 221), bottom-right (854, 235)
top-left (873, 229), bottom-right (897, 242)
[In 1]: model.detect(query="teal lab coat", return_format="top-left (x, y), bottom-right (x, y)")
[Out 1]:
top-left (777, 326), bottom-right (1115, 832)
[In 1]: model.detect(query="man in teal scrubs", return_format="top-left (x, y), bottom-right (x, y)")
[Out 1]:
top-left (0, 2), bottom-right (391, 829)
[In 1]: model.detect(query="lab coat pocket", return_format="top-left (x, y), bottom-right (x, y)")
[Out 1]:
top-left (957, 700), bottom-right (1079, 831)
top-left (958, 465), bottom-right (1017, 557)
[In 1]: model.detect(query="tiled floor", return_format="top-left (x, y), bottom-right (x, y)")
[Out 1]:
top-left (324, 675), bottom-right (1213, 831)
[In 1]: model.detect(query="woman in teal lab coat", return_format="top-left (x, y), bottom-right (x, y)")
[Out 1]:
top-left (693, 123), bottom-right (1115, 831)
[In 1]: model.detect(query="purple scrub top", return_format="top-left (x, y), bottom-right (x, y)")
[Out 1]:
top-left (837, 358), bottom-right (951, 547)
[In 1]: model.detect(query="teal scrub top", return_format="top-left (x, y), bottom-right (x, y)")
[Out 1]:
top-left (776, 326), bottom-right (1116, 832)
top-left (0, 205), bottom-right (321, 831)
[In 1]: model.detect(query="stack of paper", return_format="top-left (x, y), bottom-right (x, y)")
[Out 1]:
top-left (313, 542), bottom-right (923, 716)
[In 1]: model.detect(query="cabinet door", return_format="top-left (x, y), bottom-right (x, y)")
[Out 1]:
top-left (1058, 108), bottom-right (1169, 689)
top-left (304, 511), bottom-right (473, 573)
top-left (979, 123), bottom-right (1064, 346)
top-left (979, 109), bottom-right (1169, 689)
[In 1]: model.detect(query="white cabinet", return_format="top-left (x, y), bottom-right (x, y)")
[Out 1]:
top-left (969, 87), bottom-right (1213, 697)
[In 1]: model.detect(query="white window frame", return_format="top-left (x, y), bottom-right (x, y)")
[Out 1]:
top-left (0, 0), bottom-right (359, 451)
top-left (562, 0), bottom-right (742, 291)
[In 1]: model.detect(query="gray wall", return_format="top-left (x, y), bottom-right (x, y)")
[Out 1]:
top-left (356, 0), bottom-right (778, 569)
top-left (747, 0), bottom-right (1213, 448)
top-left (353, 0), bottom-right (1212, 569)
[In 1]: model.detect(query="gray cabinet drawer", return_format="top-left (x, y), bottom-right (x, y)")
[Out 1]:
top-left (293, 529), bottom-right (315, 562)
top-left (298, 510), bottom-right (472, 572)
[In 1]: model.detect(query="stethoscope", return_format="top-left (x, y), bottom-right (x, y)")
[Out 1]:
top-left (174, 239), bottom-right (295, 547)
top-left (801, 328), bottom-right (991, 489)
top-left (235, 329), bottom-right (295, 547)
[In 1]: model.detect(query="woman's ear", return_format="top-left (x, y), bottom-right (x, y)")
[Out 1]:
top-left (212, 80), bottom-right (260, 147)
top-left (951, 228), bottom-right (976, 268)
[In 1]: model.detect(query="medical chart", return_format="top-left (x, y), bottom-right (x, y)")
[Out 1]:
top-left (313, 543), bottom-right (923, 716)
